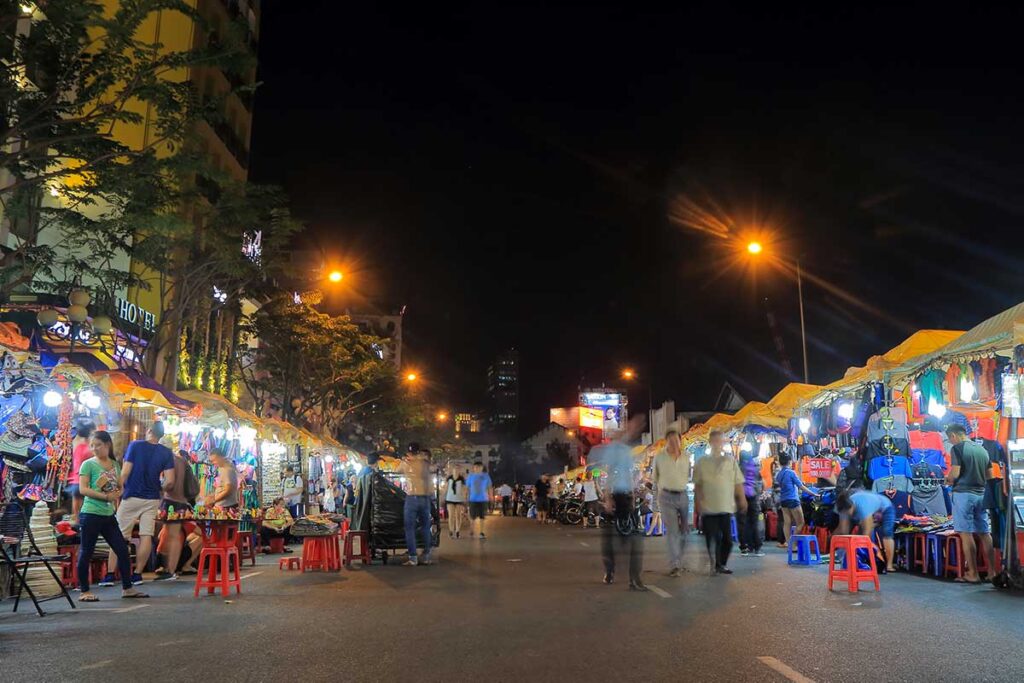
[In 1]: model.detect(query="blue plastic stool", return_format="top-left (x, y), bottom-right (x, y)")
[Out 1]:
top-left (730, 516), bottom-right (738, 542)
top-left (926, 534), bottom-right (944, 577)
top-left (788, 532), bottom-right (821, 565)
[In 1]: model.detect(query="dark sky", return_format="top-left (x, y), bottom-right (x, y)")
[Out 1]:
top-left (250, 2), bottom-right (1024, 435)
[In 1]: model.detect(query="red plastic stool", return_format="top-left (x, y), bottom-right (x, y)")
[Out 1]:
top-left (268, 537), bottom-right (286, 554)
top-left (815, 527), bottom-right (830, 554)
top-left (764, 511), bottom-right (778, 540)
top-left (943, 535), bottom-right (964, 579)
top-left (975, 534), bottom-right (992, 577)
top-left (327, 533), bottom-right (342, 570)
top-left (193, 523), bottom-right (241, 597)
top-left (301, 536), bottom-right (334, 572)
top-left (828, 535), bottom-right (880, 593)
top-left (236, 530), bottom-right (258, 567)
top-left (911, 533), bottom-right (928, 573)
top-left (59, 545), bottom-right (77, 587)
top-left (278, 557), bottom-right (301, 570)
top-left (343, 530), bottom-right (372, 567)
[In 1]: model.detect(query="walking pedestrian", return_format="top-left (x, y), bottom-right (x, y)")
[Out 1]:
top-left (651, 426), bottom-right (691, 576)
top-left (498, 483), bottom-right (513, 516)
top-left (466, 461), bottom-right (494, 539)
top-left (77, 431), bottom-right (147, 601)
top-left (511, 484), bottom-right (523, 516)
top-left (401, 445), bottom-right (435, 565)
top-left (99, 421), bottom-right (175, 586)
top-left (534, 475), bottom-right (550, 523)
top-left (580, 471), bottom-right (601, 528)
top-left (67, 423), bottom-right (94, 523)
top-left (737, 448), bottom-right (764, 557)
top-left (774, 453), bottom-right (817, 549)
top-left (593, 415), bottom-right (647, 591)
top-left (692, 430), bottom-right (746, 576)
top-left (445, 468), bottom-right (467, 538)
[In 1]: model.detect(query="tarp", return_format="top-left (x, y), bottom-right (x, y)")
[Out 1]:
top-left (766, 383), bottom-right (823, 415)
top-left (681, 412), bottom-right (734, 447)
top-left (901, 303), bottom-right (1024, 373)
top-left (726, 401), bottom-right (782, 430)
top-left (177, 389), bottom-right (259, 428)
top-left (95, 370), bottom-right (186, 412)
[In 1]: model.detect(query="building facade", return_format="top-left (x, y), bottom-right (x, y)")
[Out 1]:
top-left (486, 348), bottom-right (518, 432)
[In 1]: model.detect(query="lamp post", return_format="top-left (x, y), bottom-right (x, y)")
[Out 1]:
top-left (746, 242), bottom-right (809, 384)
top-left (36, 289), bottom-right (114, 358)
top-left (621, 367), bottom-right (654, 416)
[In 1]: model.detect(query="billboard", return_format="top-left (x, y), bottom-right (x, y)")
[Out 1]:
top-left (579, 407), bottom-right (604, 429)
top-left (580, 391), bottom-right (626, 432)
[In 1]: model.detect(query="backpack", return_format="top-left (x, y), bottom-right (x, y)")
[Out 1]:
top-left (181, 458), bottom-right (200, 504)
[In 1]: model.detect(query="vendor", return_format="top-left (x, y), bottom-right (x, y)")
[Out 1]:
top-left (205, 448), bottom-right (239, 510)
top-left (261, 497), bottom-right (295, 553)
top-left (281, 465), bottom-right (304, 519)
top-left (835, 490), bottom-right (896, 573)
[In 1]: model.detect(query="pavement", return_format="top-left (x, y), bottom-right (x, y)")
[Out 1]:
top-left (2, 516), bottom-right (1024, 682)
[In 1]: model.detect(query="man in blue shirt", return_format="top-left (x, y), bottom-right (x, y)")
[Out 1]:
top-left (835, 489), bottom-right (896, 573)
top-left (592, 415), bottom-right (646, 591)
top-left (100, 421), bottom-right (175, 586)
top-left (466, 461), bottom-right (493, 539)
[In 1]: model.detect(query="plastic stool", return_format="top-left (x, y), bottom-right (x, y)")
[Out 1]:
top-left (943, 535), bottom-right (964, 579)
top-left (788, 533), bottom-right (821, 565)
top-left (301, 536), bottom-right (335, 572)
top-left (828, 535), bottom-right (880, 592)
top-left (343, 530), bottom-right (372, 567)
top-left (268, 537), bottom-right (286, 554)
top-left (975, 535), bottom-right (991, 577)
top-left (193, 546), bottom-right (241, 596)
top-left (278, 557), bottom-right (301, 570)
top-left (814, 527), bottom-right (830, 554)
top-left (764, 511), bottom-right (778, 540)
top-left (237, 530), bottom-right (258, 567)
top-left (926, 534), bottom-right (945, 577)
top-left (911, 534), bottom-right (928, 573)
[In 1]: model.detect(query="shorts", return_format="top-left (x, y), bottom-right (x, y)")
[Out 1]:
top-left (469, 502), bottom-right (488, 519)
top-left (116, 497), bottom-right (162, 537)
top-left (781, 499), bottom-right (801, 509)
top-left (536, 497), bottom-right (550, 512)
top-left (877, 506), bottom-right (896, 538)
top-left (952, 491), bottom-right (990, 534)
top-left (585, 500), bottom-right (601, 516)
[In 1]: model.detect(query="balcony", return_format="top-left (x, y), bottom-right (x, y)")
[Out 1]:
top-left (210, 119), bottom-right (249, 169)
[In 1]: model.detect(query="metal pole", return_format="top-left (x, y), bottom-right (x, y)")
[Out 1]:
top-left (797, 260), bottom-right (809, 383)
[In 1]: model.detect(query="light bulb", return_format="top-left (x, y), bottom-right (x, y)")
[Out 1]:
top-left (837, 402), bottom-right (854, 419)
top-left (927, 399), bottom-right (947, 419)
top-left (798, 418), bottom-right (811, 433)
top-left (43, 390), bottom-right (62, 407)
top-left (79, 389), bottom-right (101, 410)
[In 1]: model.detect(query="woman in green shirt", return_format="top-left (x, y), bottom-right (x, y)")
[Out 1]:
top-left (77, 431), bottom-right (147, 601)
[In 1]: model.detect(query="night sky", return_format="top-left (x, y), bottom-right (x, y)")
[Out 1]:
top-left (250, 2), bottom-right (1024, 435)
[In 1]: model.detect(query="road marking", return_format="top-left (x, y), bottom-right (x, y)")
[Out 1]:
top-left (506, 558), bottom-right (523, 562)
top-left (239, 571), bottom-right (264, 581)
top-left (80, 660), bottom-right (114, 670)
top-left (757, 656), bottom-right (816, 683)
top-left (157, 638), bottom-right (191, 647)
top-left (579, 541), bottom-right (590, 547)
top-left (78, 603), bottom-right (150, 614)
top-left (648, 585), bottom-right (672, 599)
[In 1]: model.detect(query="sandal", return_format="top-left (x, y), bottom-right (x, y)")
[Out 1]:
top-left (122, 590), bottom-right (149, 599)
top-left (79, 593), bottom-right (99, 602)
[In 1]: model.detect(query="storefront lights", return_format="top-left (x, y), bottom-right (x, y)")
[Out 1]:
top-left (43, 390), bottom-right (62, 407)
top-left (79, 389), bottom-right (101, 410)
top-left (837, 402), bottom-right (854, 419)
top-left (798, 417), bottom-right (811, 433)
top-left (740, 442), bottom-right (753, 452)
top-left (213, 428), bottom-right (226, 439)
top-left (237, 426), bottom-right (258, 448)
top-left (960, 377), bottom-right (976, 402)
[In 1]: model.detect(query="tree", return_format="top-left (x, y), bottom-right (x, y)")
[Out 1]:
top-left (238, 294), bottom-right (392, 431)
top-left (0, 0), bottom-right (253, 296)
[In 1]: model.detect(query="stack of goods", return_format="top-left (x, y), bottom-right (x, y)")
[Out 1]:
top-left (23, 501), bottom-right (60, 597)
top-left (158, 505), bottom-right (261, 522)
top-left (291, 513), bottom-right (338, 537)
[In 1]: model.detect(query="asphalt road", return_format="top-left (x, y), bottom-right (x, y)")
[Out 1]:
top-left (2, 516), bottom-right (1023, 682)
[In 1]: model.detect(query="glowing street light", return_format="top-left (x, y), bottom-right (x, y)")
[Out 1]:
top-left (621, 368), bottom-right (636, 381)
top-left (746, 241), bottom-right (763, 255)
top-left (436, 411), bottom-right (448, 421)
top-left (405, 372), bottom-right (418, 383)
top-left (745, 240), bottom-right (808, 383)
top-left (328, 270), bottom-right (343, 283)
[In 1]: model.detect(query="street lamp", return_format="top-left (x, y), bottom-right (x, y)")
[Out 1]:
top-left (746, 241), bottom-right (809, 383)
top-left (405, 372), bottom-right (418, 383)
top-left (436, 411), bottom-right (448, 422)
top-left (328, 270), bottom-right (343, 283)
top-left (621, 367), bottom-right (653, 416)
top-left (36, 289), bottom-right (114, 357)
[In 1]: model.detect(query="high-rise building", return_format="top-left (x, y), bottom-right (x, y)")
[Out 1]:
top-left (487, 349), bottom-right (519, 432)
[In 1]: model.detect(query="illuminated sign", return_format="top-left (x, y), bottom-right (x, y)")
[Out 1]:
top-left (579, 407), bottom-right (604, 429)
top-left (580, 391), bottom-right (623, 408)
top-left (115, 297), bottom-right (156, 332)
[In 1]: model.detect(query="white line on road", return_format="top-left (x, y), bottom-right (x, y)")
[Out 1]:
top-left (157, 639), bottom-right (191, 647)
top-left (79, 660), bottom-right (114, 670)
top-left (239, 571), bottom-right (264, 581)
top-left (757, 656), bottom-right (816, 683)
top-left (648, 585), bottom-right (672, 599)
top-left (579, 541), bottom-right (590, 547)
top-left (78, 603), bottom-right (150, 614)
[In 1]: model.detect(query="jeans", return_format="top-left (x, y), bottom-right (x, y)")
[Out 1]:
top-left (78, 513), bottom-right (133, 592)
top-left (404, 495), bottom-right (433, 560)
top-left (702, 513), bottom-right (734, 569)
top-left (658, 490), bottom-right (689, 570)
top-left (501, 496), bottom-right (511, 516)
top-left (601, 493), bottom-right (643, 582)
top-left (737, 496), bottom-right (761, 552)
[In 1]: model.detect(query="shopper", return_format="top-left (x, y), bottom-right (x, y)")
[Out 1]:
top-left (445, 468), bottom-right (467, 538)
top-left (947, 424), bottom-right (995, 583)
top-left (67, 423), bottom-right (94, 523)
top-left (643, 482), bottom-right (662, 537)
top-left (692, 430), bottom-right (747, 576)
top-left (100, 421), bottom-right (175, 586)
top-left (651, 427), bottom-right (691, 576)
top-left (401, 445), bottom-right (435, 565)
top-left (77, 431), bottom-right (147, 601)
top-left (205, 448), bottom-right (239, 509)
top-left (261, 497), bottom-right (295, 551)
top-left (835, 489), bottom-right (896, 573)
top-left (534, 475), bottom-right (550, 523)
top-left (774, 453), bottom-right (817, 549)
top-left (737, 449), bottom-right (764, 557)
top-left (593, 415), bottom-right (647, 591)
top-left (580, 471), bottom-right (601, 528)
top-left (154, 448), bottom-right (195, 581)
top-left (466, 461), bottom-right (494, 539)
top-left (497, 482), bottom-right (513, 516)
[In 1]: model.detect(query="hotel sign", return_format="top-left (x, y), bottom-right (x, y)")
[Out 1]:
top-left (115, 297), bottom-right (157, 332)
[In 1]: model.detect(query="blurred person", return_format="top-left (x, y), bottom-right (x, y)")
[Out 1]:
top-left (511, 484), bottom-right (524, 516)
top-left (774, 454), bottom-right (817, 549)
top-left (261, 497), bottom-right (295, 552)
top-left (205, 448), bottom-right (239, 509)
top-left (835, 489), bottom-right (896, 573)
top-left (534, 475), bottom-right (551, 523)
top-left (643, 482), bottom-right (662, 537)
top-left (548, 476), bottom-right (560, 521)
top-left (737, 448), bottom-right (764, 557)
top-left (947, 424), bottom-right (995, 583)
top-left (100, 421), bottom-right (175, 586)
top-left (77, 430), bottom-right (147, 601)
top-left (445, 468), bottom-right (467, 538)
top-left (652, 427), bottom-right (691, 575)
top-left (154, 448), bottom-right (195, 581)
top-left (67, 423), bottom-right (95, 522)
top-left (466, 461), bottom-right (494, 539)
top-left (177, 524), bottom-right (204, 575)
top-left (593, 415), bottom-right (647, 591)
top-left (401, 445), bottom-right (435, 565)
top-left (693, 430), bottom-right (747, 575)
top-left (580, 471), bottom-right (601, 528)
top-left (498, 482), bottom-right (513, 515)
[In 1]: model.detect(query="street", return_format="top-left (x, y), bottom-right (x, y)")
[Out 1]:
top-left (2, 516), bottom-right (1023, 682)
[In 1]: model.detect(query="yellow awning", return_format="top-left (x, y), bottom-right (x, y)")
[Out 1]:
top-left (176, 389), bottom-right (262, 429)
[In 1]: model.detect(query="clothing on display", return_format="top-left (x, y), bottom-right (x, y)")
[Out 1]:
top-left (866, 455), bottom-right (913, 481)
top-left (871, 474), bottom-right (913, 494)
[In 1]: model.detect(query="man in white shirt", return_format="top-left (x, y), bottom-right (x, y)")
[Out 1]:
top-left (652, 427), bottom-right (692, 576)
top-left (692, 430), bottom-right (747, 576)
top-left (580, 471), bottom-right (601, 528)
top-left (497, 483), bottom-right (513, 516)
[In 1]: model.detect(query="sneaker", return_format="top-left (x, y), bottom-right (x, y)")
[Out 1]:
top-left (603, 572), bottom-right (614, 584)
top-left (628, 581), bottom-right (649, 592)
top-left (153, 572), bottom-right (177, 582)
top-left (455, 531), bottom-right (460, 539)
top-left (668, 567), bottom-right (682, 578)
top-left (402, 558), bottom-right (418, 567)
top-left (419, 556), bottom-right (433, 566)
top-left (479, 533), bottom-right (487, 540)
top-left (753, 550), bottom-right (766, 557)
top-left (131, 573), bottom-right (145, 585)
top-left (716, 566), bottom-right (734, 575)
top-left (448, 531), bottom-right (454, 539)
top-left (97, 573), bottom-right (116, 587)
top-left (740, 550), bottom-right (750, 557)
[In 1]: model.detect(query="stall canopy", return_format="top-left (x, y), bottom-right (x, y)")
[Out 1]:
top-left (804, 329), bottom-right (964, 408)
top-left (94, 370), bottom-right (190, 412)
top-left (767, 383), bottom-right (823, 416)
top-left (681, 412), bottom-right (734, 448)
top-left (177, 389), bottom-right (258, 428)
